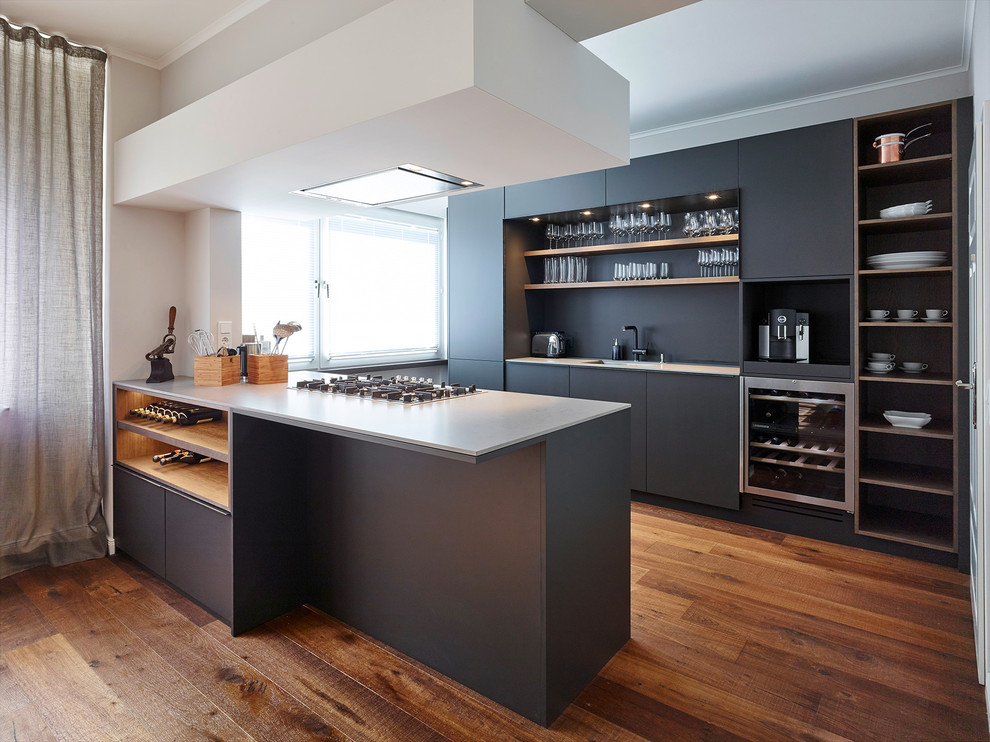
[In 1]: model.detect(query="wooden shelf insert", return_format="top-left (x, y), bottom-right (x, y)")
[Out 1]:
top-left (858, 460), bottom-right (953, 495)
top-left (858, 266), bottom-right (952, 277)
top-left (525, 276), bottom-right (738, 290)
top-left (749, 393), bottom-right (845, 406)
top-left (857, 371), bottom-right (955, 385)
top-left (522, 233), bottom-right (737, 258)
top-left (858, 213), bottom-right (952, 234)
top-left (116, 417), bottom-right (229, 462)
top-left (857, 154), bottom-right (953, 186)
top-left (858, 416), bottom-right (953, 439)
top-left (856, 506), bottom-right (954, 552)
top-left (119, 457), bottom-right (229, 511)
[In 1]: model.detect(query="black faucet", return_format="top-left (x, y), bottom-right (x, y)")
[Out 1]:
top-left (622, 325), bottom-right (648, 362)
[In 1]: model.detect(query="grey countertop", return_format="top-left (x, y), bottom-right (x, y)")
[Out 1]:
top-left (115, 373), bottom-right (628, 460)
top-left (505, 357), bottom-right (740, 376)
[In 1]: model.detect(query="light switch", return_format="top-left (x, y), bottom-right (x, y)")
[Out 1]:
top-left (218, 321), bottom-right (233, 349)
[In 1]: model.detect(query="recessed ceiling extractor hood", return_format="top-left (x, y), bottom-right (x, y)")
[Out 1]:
top-left (294, 164), bottom-right (481, 207)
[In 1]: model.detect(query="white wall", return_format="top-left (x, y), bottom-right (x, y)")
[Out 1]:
top-left (160, 0), bottom-right (389, 116)
top-left (185, 208), bottom-right (242, 352)
top-left (106, 57), bottom-right (187, 383)
top-left (973, 0), bottom-right (990, 130)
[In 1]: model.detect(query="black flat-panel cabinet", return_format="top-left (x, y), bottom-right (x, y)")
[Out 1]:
top-left (646, 374), bottom-right (741, 509)
top-left (569, 367), bottom-right (646, 492)
top-left (504, 363), bottom-right (570, 397)
top-left (739, 121), bottom-right (854, 279)
top-left (113, 467), bottom-right (166, 576)
top-left (112, 466), bottom-right (232, 621)
top-left (448, 188), bottom-right (505, 365)
top-left (504, 171), bottom-right (605, 218)
top-left (605, 141), bottom-right (739, 205)
top-left (165, 491), bottom-right (232, 623)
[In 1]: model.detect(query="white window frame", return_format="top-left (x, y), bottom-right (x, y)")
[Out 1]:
top-left (317, 212), bottom-right (446, 371)
top-left (242, 209), bottom-right (446, 373)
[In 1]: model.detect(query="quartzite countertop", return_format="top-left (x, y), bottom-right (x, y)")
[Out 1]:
top-left (115, 373), bottom-right (628, 461)
top-left (505, 356), bottom-right (740, 376)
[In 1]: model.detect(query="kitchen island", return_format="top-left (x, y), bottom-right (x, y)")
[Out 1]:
top-left (112, 374), bottom-right (631, 726)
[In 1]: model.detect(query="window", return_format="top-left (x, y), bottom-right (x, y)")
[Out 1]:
top-left (241, 216), bottom-right (319, 365)
top-left (242, 212), bottom-right (444, 370)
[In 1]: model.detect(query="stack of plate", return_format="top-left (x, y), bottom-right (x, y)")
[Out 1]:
top-left (879, 201), bottom-right (933, 219)
top-left (882, 410), bottom-right (932, 429)
top-left (866, 251), bottom-right (947, 270)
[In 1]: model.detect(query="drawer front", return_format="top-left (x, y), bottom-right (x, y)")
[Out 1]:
top-left (165, 491), bottom-right (233, 622)
top-left (112, 466), bottom-right (166, 576)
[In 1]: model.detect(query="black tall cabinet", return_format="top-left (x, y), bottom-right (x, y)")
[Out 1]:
top-left (448, 187), bottom-right (506, 389)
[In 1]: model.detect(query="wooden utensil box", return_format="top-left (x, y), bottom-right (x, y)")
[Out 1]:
top-left (194, 354), bottom-right (241, 386)
top-left (247, 354), bottom-right (288, 384)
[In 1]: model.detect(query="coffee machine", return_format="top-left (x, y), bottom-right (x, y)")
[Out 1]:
top-left (758, 309), bottom-right (810, 363)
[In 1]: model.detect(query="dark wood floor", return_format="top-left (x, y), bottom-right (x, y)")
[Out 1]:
top-left (1, 502), bottom-right (987, 741)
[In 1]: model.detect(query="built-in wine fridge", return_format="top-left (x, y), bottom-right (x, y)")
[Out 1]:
top-left (742, 376), bottom-right (855, 512)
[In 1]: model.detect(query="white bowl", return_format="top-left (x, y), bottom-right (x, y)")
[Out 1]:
top-left (883, 410), bottom-right (932, 428)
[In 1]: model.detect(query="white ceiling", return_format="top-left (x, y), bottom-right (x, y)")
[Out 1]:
top-left (2, 0), bottom-right (974, 138)
top-left (583, 0), bottom-right (974, 139)
top-left (1, 0), bottom-right (977, 218)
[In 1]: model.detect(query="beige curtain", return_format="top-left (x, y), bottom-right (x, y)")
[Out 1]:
top-left (0, 18), bottom-right (108, 577)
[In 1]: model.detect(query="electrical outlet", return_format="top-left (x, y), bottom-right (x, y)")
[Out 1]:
top-left (218, 320), bottom-right (233, 349)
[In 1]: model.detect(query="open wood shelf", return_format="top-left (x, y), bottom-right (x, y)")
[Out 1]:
top-left (858, 212), bottom-right (952, 234)
top-left (856, 505), bottom-right (954, 552)
top-left (118, 457), bottom-right (229, 511)
top-left (858, 459), bottom-right (953, 495)
top-left (857, 154), bottom-right (953, 186)
top-left (524, 276), bottom-right (738, 290)
top-left (858, 266), bottom-right (952, 277)
top-left (857, 371), bottom-right (955, 385)
top-left (858, 319), bottom-right (952, 326)
top-left (522, 233), bottom-right (737, 258)
top-left (858, 416), bottom-right (953, 439)
top-left (116, 417), bottom-right (229, 462)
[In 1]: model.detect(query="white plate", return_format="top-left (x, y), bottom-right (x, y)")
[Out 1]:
top-left (868, 251), bottom-right (947, 261)
top-left (898, 366), bottom-right (925, 374)
top-left (921, 317), bottom-right (947, 322)
top-left (879, 201), bottom-right (933, 219)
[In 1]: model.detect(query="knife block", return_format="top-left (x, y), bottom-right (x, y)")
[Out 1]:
top-left (247, 354), bottom-right (288, 384)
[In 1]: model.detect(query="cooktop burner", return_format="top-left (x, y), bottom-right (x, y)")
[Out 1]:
top-left (290, 375), bottom-right (481, 405)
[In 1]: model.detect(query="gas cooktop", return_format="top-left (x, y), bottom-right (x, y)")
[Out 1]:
top-left (290, 375), bottom-right (482, 405)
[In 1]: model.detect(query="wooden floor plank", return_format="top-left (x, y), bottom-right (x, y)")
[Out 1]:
top-left (202, 619), bottom-right (450, 742)
top-left (678, 590), bottom-right (985, 714)
top-left (573, 675), bottom-right (749, 742)
top-left (4, 634), bottom-right (154, 741)
top-left (602, 641), bottom-right (853, 742)
top-left (273, 606), bottom-right (649, 742)
top-left (13, 566), bottom-right (252, 742)
top-left (737, 640), bottom-right (990, 741)
top-left (73, 559), bottom-right (348, 741)
top-left (1, 502), bottom-right (985, 742)
top-left (0, 579), bottom-right (55, 655)
top-left (635, 544), bottom-right (974, 658)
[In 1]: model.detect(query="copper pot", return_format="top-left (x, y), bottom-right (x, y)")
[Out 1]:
top-left (873, 123), bottom-right (932, 163)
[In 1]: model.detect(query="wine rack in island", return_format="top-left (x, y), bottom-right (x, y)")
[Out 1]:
top-left (853, 100), bottom-right (965, 553)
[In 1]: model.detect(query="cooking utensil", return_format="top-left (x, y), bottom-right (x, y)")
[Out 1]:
top-left (271, 321), bottom-right (302, 355)
top-left (873, 123), bottom-right (932, 163)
